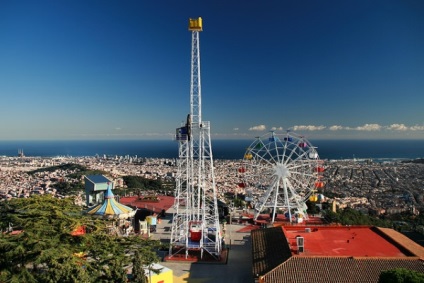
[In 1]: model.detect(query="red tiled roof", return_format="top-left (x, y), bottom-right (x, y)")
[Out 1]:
top-left (252, 226), bottom-right (424, 283)
top-left (262, 257), bottom-right (424, 283)
top-left (119, 195), bottom-right (174, 213)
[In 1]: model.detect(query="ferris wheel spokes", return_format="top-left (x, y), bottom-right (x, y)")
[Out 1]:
top-left (242, 131), bottom-right (321, 224)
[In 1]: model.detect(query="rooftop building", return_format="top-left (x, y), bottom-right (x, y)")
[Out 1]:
top-left (252, 225), bottom-right (424, 283)
top-left (84, 174), bottom-right (113, 206)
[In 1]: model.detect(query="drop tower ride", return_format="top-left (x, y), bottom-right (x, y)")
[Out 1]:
top-left (168, 17), bottom-right (222, 260)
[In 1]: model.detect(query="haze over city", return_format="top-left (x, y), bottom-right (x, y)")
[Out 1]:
top-left (1, 0), bottom-right (424, 140)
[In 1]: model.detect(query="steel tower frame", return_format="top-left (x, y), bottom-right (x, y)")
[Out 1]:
top-left (169, 17), bottom-right (222, 260)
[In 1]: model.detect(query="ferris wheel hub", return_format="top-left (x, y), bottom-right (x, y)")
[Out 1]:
top-left (274, 163), bottom-right (290, 178)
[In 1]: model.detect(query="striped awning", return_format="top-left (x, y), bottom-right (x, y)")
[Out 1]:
top-left (86, 185), bottom-right (135, 219)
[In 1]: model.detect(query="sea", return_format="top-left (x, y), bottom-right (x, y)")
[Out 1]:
top-left (0, 139), bottom-right (423, 161)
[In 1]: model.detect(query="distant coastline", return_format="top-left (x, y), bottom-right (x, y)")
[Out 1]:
top-left (0, 139), bottom-right (423, 161)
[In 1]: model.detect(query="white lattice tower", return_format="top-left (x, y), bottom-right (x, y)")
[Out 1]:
top-left (169, 17), bottom-right (221, 260)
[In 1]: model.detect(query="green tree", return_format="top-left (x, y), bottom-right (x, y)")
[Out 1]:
top-left (233, 197), bottom-right (245, 208)
top-left (131, 245), bottom-right (163, 283)
top-left (27, 163), bottom-right (87, 175)
top-left (306, 200), bottom-right (320, 215)
top-left (123, 176), bottom-right (163, 191)
top-left (321, 207), bottom-right (391, 227)
top-left (379, 268), bottom-right (424, 283)
top-left (132, 250), bottom-right (147, 283)
top-left (0, 195), bottom-right (164, 283)
top-left (100, 258), bottom-right (128, 283)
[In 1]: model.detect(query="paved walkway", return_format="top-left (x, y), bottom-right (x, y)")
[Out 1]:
top-left (151, 210), bottom-right (254, 283)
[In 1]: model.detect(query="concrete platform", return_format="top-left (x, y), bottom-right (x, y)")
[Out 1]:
top-left (151, 208), bottom-right (254, 283)
top-left (164, 248), bottom-right (228, 264)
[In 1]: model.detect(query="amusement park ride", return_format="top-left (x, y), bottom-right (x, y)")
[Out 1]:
top-left (241, 131), bottom-right (324, 224)
top-left (168, 17), bottom-right (323, 260)
top-left (169, 18), bottom-right (222, 260)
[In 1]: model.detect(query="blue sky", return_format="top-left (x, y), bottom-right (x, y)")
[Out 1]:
top-left (1, 0), bottom-right (423, 140)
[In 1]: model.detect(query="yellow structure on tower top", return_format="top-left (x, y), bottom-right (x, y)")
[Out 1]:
top-left (189, 17), bottom-right (202, 31)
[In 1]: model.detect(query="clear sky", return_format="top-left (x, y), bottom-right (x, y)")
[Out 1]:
top-left (1, 0), bottom-right (423, 140)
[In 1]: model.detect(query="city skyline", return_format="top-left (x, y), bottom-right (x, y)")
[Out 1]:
top-left (1, 0), bottom-right (424, 140)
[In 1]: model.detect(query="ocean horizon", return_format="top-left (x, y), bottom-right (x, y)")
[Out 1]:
top-left (0, 139), bottom-right (423, 161)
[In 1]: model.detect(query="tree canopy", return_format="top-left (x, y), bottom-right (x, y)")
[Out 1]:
top-left (0, 195), bottom-right (164, 283)
top-left (123, 176), bottom-right (163, 191)
top-left (28, 163), bottom-right (108, 179)
top-left (379, 268), bottom-right (424, 283)
top-left (27, 163), bottom-right (87, 175)
top-left (323, 207), bottom-right (392, 227)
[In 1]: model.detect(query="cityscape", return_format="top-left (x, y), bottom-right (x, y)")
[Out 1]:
top-left (2, 1), bottom-right (424, 282)
top-left (1, 153), bottom-right (424, 282)
top-left (1, 154), bottom-right (424, 218)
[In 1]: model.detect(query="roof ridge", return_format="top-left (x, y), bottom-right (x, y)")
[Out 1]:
top-left (375, 227), bottom-right (424, 259)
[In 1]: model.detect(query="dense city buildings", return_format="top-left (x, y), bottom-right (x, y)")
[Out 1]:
top-left (1, 156), bottom-right (424, 217)
top-left (323, 159), bottom-right (424, 214)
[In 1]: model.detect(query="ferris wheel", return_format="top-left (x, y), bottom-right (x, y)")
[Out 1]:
top-left (241, 131), bottom-right (323, 223)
